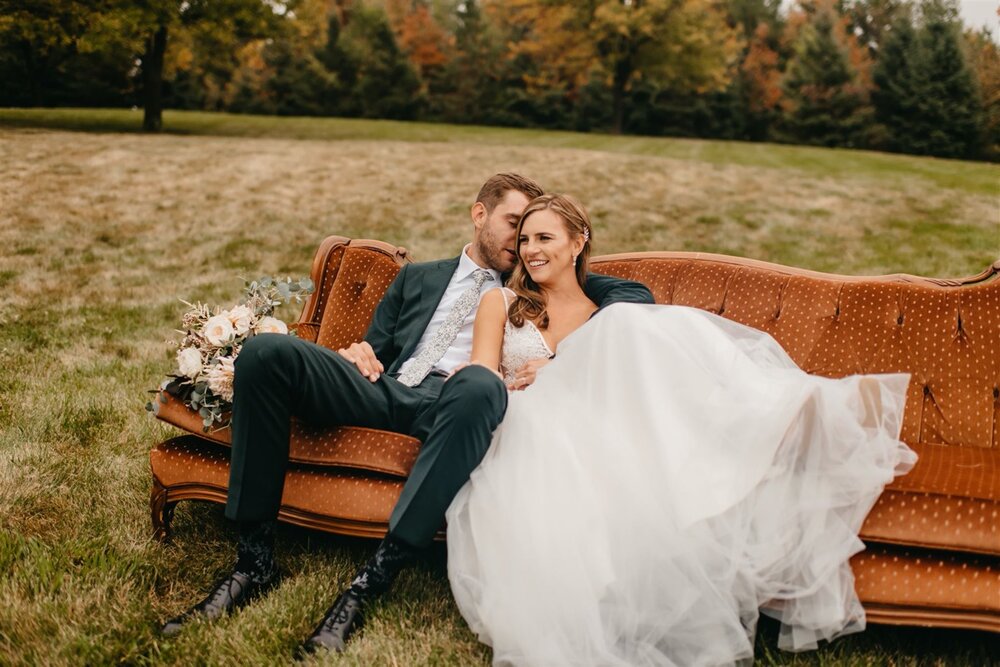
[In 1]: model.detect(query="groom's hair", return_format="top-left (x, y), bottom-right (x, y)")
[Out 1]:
top-left (476, 173), bottom-right (544, 213)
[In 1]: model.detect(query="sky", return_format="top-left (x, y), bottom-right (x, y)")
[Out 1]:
top-left (959, 0), bottom-right (998, 35)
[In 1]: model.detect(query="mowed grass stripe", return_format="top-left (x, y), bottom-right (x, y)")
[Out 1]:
top-left (2, 108), bottom-right (998, 196)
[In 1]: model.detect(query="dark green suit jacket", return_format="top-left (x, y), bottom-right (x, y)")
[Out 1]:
top-left (365, 256), bottom-right (655, 376)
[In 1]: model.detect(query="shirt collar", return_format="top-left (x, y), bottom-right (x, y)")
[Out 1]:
top-left (458, 244), bottom-right (501, 284)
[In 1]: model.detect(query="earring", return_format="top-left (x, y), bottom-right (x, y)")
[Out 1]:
top-left (573, 255), bottom-right (578, 267)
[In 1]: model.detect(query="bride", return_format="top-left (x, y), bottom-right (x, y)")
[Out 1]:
top-left (445, 194), bottom-right (917, 666)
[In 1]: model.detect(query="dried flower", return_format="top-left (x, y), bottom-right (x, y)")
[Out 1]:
top-left (206, 356), bottom-right (236, 402)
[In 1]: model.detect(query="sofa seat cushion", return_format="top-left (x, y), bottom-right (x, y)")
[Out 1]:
top-left (851, 543), bottom-right (1000, 632)
top-left (151, 435), bottom-right (409, 537)
top-left (153, 391), bottom-right (421, 477)
top-left (860, 443), bottom-right (999, 555)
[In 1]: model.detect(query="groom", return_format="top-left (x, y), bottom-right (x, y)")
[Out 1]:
top-left (160, 173), bottom-right (654, 655)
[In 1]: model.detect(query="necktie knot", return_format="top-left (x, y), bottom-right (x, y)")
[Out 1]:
top-left (473, 269), bottom-right (493, 288)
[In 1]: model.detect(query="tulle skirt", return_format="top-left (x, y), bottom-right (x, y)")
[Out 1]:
top-left (446, 304), bottom-right (916, 666)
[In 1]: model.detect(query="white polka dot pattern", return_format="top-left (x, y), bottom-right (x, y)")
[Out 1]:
top-left (851, 544), bottom-right (999, 632)
top-left (315, 246), bottom-right (402, 351)
top-left (150, 435), bottom-right (444, 539)
top-left (860, 443), bottom-right (999, 554)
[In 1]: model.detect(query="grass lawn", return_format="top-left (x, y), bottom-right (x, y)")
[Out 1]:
top-left (0, 109), bottom-right (997, 665)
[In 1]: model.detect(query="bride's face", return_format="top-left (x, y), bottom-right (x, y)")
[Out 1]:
top-left (518, 209), bottom-right (579, 285)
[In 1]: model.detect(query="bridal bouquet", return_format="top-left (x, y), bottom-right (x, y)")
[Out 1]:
top-left (149, 275), bottom-right (314, 431)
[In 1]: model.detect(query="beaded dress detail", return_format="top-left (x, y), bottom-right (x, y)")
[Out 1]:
top-left (498, 288), bottom-right (552, 386)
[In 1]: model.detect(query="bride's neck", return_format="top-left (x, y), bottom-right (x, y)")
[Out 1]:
top-left (538, 274), bottom-right (585, 304)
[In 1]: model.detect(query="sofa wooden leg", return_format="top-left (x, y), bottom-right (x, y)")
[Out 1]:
top-left (151, 477), bottom-right (177, 542)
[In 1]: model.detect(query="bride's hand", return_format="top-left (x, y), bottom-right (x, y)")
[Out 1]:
top-left (508, 358), bottom-right (550, 391)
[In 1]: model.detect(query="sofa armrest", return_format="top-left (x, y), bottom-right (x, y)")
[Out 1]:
top-left (290, 322), bottom-right (319, 343)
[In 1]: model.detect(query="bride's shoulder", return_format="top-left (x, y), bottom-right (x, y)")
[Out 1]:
top-left (492, 287), bottom-right (517, 308)
top-left (477, 288), bottom-right (509, 320)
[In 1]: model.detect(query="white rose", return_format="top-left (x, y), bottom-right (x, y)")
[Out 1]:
top-left (203, 314), bottom-right (235, 347)
top-left (206, 356), bottom-right (236, 402)
top-left (176, 346), bottom-right (203, 379)
top-left (227, 304), bottom-right (253, 335)
top-left (255, 316), bottom-right (288, 335)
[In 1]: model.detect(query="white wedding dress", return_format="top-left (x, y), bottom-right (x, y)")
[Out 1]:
top-left (446, 299), bottom-right (916, 667)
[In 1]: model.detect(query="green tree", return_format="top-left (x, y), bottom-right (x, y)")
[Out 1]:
top-left (839, 0), bottom-right (908, 57)
top-left (872, 13), bottom-right (919, 151)
top-left (905, 0), bottom-right (982, 157)
top-left (138, 1), bottom-right (279, 131)
top-left (0, 0), bottom-right (138, 107)
top-left (337, 4), bottom-right (423, 119)
top-left (489, 0), bottom-right (741, 134)
top-left (780, 2), bottom-right (874, 147)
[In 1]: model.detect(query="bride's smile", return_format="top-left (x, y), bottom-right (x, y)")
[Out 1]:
top-left (518, 207), bottom-right (584, 286)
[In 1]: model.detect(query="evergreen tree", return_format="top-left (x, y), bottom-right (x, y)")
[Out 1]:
top-left (840, 0), bottom-right (908, 58)
top-left (341, 5), bottom-right (422, 119)
top-left (872, 13), bottom-right (919, 151)
top-left (907, 0), bottom-right (982, 158)
top-left (780, 3), bottom-right (874, 147)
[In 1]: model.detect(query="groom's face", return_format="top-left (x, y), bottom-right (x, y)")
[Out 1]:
top-left (474, 189), bottom-right (531, 274)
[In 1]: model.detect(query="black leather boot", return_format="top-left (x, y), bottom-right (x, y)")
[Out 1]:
top-left (297, 589), bottom-right (365, 657)
top-left (160, 569), bottom-right (280, 636)
top-left (296, 534), bottom-right (419, 657)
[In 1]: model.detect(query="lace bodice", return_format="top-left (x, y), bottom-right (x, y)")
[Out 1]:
top-left (499, 288), bottom-right (552, 385)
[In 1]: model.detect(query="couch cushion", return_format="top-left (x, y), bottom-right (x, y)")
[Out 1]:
top-left (151, 436), bottom-right (410, 538)
top-left (851, 543), bottom-right (1000, 632)
top-left (152, 391), bottom-right (421, 477)
top-left (860, 443), bottom-right (1000, 555)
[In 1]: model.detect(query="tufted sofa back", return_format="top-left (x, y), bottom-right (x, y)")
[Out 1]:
top-left (295, 237), bottom-right (410, 351)
top-left (293, 239), bottom-right (999, 450)
top-left (592, 253), bottom-right (1000, 451)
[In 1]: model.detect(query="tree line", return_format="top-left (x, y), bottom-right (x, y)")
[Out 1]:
top-left (1, 0), bottom-right (996, 160)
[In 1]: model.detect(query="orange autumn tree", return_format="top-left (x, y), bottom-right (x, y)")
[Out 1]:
top-left (487, 0), bottom-right (742, 134)
top-left (384, 0), bottom-right (453, 82)
top-left (741, 23), bottom-right (783, 115)
top-left (964, 26), bottom-right (1000, 159)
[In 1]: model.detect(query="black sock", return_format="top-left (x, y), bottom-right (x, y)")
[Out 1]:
top-left (348, 534), bottom-right (420, 601)
top-left (234, 520), bottom-right (278, 584)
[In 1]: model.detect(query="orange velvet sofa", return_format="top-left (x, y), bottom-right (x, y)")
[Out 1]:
top-left (150, 236), bottom-right (1000, 633)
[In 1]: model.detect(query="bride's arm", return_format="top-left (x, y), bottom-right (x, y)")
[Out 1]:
top-left (469, 288), bottom-right (507, 376)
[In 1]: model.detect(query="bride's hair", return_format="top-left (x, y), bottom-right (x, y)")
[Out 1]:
top-left (508, 194), bottom-right (592, 330)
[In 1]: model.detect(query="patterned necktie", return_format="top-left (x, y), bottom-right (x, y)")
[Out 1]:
top-left (397, 269), bottom-right (494, 387)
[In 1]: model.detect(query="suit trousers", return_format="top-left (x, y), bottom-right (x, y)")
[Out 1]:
top-left (225, 333), bottom-right (508, 548)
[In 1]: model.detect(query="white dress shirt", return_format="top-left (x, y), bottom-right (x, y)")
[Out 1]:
top-left (396, 245), bottom-right (502, 377)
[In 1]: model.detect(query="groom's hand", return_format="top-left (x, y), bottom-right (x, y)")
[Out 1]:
top-left (508, 358), bottom-right (550, 391)
top-left (338, 341), bottom-right (384, 382)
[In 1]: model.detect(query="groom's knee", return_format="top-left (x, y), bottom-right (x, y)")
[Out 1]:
top-left (440, 364), bottom-right (508, 420)
top-left (234, 333), bottom-right (301, 388)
